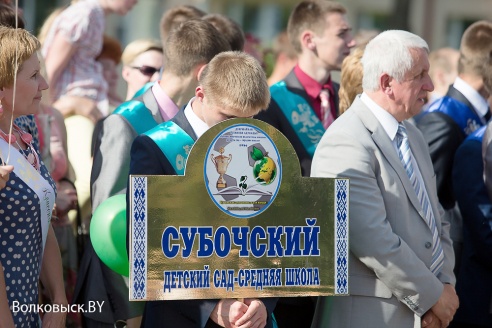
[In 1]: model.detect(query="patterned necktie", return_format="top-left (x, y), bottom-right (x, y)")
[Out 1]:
top-left (319, 89), bottom-right (334, 129)
top-left (396, 124), bottom-right (444, 275)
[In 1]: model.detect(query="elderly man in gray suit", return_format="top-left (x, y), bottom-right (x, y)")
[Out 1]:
top-left (311, 30), bottom-right (458, 328)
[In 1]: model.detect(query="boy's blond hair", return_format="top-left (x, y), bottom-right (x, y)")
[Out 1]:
top-left (287, 0), bottom-right (347, 54)
top-left (203, 14), bottom-right (245, 51)
top-left (0, 26), bottom-right (40, 88)
top-left (164, 19), bottom-right (230, 77)
top-left (458, 20), bottom-right (492, 77)
top-left (199, 51), bottom-right (270, 115)
top-left (160, 5), bottom-right (206, 45)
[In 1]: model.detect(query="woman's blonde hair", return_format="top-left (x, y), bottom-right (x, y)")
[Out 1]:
top-left (121, 39), bottom-right (162, 66)
top-left (339, 46), bottom-right (365, 114)
top-left (0, 26), bottom-right (41, 88)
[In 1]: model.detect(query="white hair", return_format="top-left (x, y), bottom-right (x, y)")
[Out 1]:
top-left (361, 30), bottom-right (429, 92)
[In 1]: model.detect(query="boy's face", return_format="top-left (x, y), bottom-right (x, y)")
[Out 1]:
top-left (311, 12), bottom-right (355, 71)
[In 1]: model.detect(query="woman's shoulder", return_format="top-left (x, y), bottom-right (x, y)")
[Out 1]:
top-left (55, 1), bottom-right (105, 34)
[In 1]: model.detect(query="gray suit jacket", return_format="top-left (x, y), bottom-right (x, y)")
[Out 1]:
top-left (310, 98), bottom-right (455, 327)
top-left (91, 88), bottom-right (163, 210)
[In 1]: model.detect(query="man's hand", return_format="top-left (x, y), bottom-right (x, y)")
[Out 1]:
top-left (235, 299), bottom-right (267, 328)
top-left (422, 310), bottom-right (441, 328)
top-left (210, 299), bottom-right (249, 328)
top-left (430, 284), bottom-right (459, 327)
top-left (210, 298), bottom-right (268, 328)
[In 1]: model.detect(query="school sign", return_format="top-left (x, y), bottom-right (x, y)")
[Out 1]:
top-left (129, 118), bottom-right (349, 301)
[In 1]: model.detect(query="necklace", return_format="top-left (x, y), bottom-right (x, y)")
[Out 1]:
top-left (0, 124), bottom-right (39, 171)
top-left (15, 139), bottom-right (39, 171)
top-left (0, 124), bottom-right (33, 144)
top-left (0, 127), bottom-right (16, 144)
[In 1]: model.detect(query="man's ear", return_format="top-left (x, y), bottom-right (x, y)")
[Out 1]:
top-left (380, 73), bottom-right (393, 95)
top-left (195, 85), bottom-right (205, 101)
top-left (301, 30), bottom-right (316, 51)
top-left (195, 64), bottom-right (207, 81)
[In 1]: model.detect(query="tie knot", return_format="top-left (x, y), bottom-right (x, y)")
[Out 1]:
top-left (397, 123), bottom-right (408, 139)
top-left (319, 89), bottom-right (330, 103)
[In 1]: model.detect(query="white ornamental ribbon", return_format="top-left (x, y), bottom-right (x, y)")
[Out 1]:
top-left (0, 139), bottom-right (55, 259)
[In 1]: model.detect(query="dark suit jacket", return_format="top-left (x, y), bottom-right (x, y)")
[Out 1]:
top-left (452, 135), bottom-right (492, 326)
top-left (255, 70), bottom-right (339, 177)
top-left (417, 86), bottom-right (480, 209)
top-left (127, 110), bottom-right (277, 328)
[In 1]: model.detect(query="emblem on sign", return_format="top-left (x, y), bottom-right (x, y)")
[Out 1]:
top-left (204, 124), bottom-right (282, 218)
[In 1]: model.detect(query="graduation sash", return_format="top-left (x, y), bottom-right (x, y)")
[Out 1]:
top-left (132, 82), bottom-right (154, 99)
top-left (426, 96), bottom-right (485, 137)
top-left (114, 99), bottom-right (159, 135)
top-left (270, 81), bottom-right (325, 157)
top-left (466, 125), bottom-right (486, 143)
top-left (0, 140), bottom-right (55, 260)
top-left (144, 121), bottom-right (195, 175)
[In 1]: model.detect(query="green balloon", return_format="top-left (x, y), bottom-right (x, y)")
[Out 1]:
top-left (90, 194), bottom-right (129, 277)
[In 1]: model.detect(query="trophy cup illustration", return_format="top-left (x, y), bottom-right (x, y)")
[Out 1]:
top-left (210, 147), bottom-right (232, 188)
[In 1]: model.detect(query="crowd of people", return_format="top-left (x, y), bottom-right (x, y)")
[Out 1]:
top-left (0, 0), bottom-right (491, 327)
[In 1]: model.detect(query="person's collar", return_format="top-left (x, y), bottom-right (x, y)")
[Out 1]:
top-left (360, 92), bottom-right (399, 141)
top-left (151, 81), bottom-right (179, 121)
top-left (294, 64), bottom-right (332, 99)
top-left (184, 97), bottom-right (209, 139)
top-left (453, 77), bottom-right (489, 117)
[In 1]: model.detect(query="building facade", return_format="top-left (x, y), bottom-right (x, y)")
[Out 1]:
top-left (22, 0), bottom-right (492, 50)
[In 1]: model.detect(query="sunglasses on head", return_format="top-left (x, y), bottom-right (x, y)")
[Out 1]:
top-left (131, 65), bottom-right (161, 77)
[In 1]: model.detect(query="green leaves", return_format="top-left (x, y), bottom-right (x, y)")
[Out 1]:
top-left (250, 146), bottom-right (264, 161)
top-left (239, 175), bottom-right (248, 192)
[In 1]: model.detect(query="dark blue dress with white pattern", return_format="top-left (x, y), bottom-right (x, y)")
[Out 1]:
top-left (0, 143), bottom-right (56, 327)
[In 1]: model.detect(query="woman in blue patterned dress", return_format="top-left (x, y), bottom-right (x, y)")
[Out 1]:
top-left (0, 26), bottom-right (67, 327)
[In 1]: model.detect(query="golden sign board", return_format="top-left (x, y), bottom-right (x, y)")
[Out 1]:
top-left (129, 118), bottom-right (348, 301)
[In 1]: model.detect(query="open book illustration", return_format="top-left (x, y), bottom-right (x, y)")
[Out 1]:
top-left (214, 176), bottom-right (272, 197)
